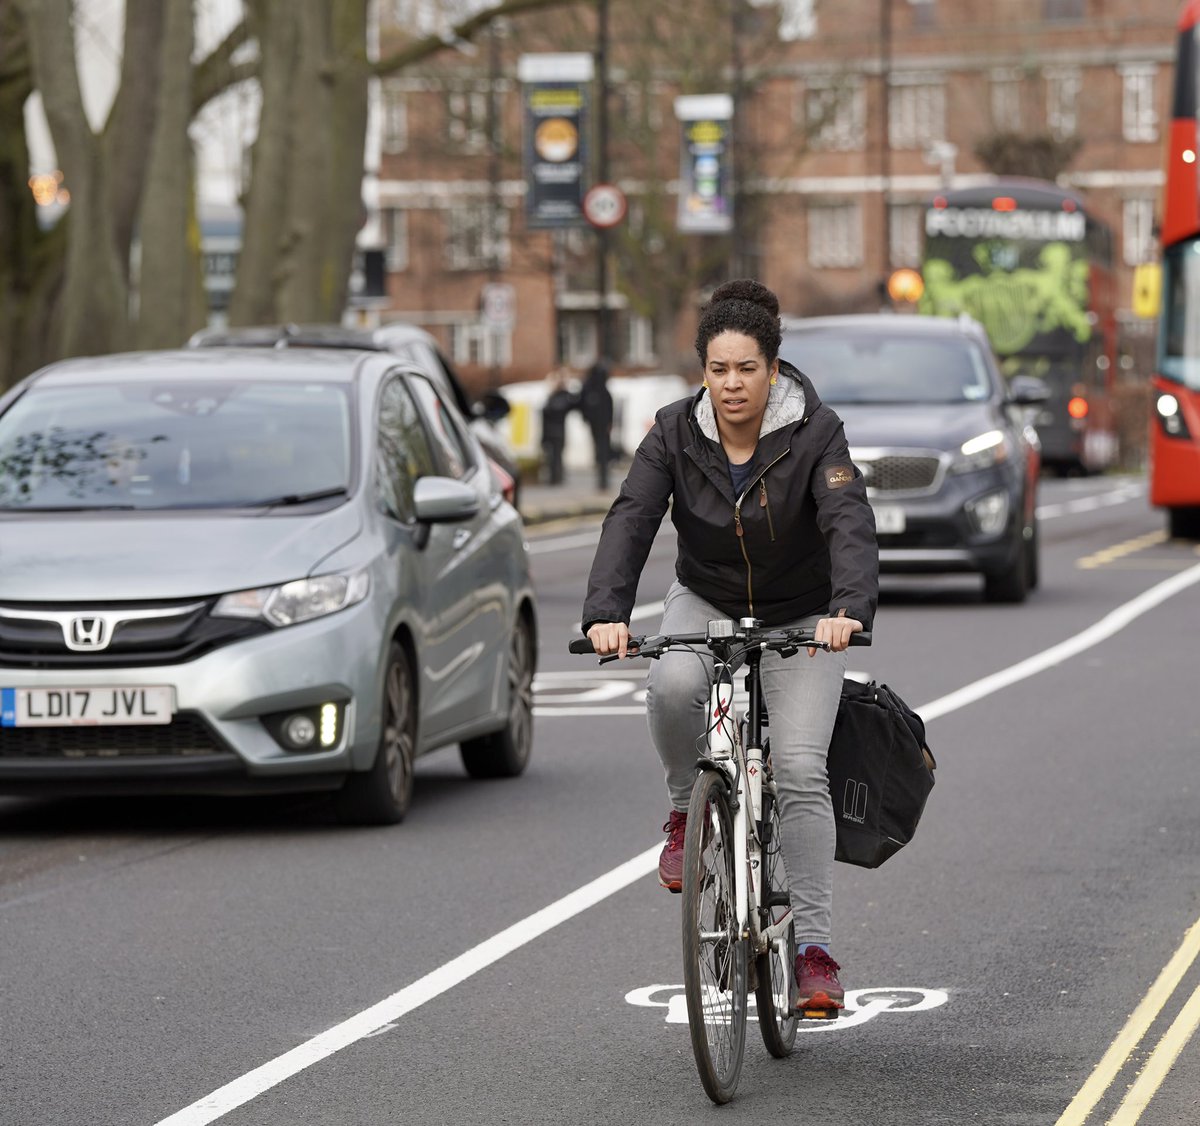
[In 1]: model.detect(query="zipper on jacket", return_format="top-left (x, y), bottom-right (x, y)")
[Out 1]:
top-left (734, 503), bottom-right (755, 617)
top-left (759, 481), bottom-right (775, 542)
top-left (731, 449), bottom-right (788, 618)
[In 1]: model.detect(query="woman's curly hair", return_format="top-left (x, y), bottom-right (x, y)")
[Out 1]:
top-left (695, 278), bottom-right (782, 367)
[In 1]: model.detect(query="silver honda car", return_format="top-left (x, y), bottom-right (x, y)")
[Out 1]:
top-left (0, 344), bottom-right (537, 823)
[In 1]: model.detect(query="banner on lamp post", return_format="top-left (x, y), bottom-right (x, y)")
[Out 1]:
top-left (519, 53), bottom-right (594, 229)
top-left (674, 94), bottom-right (734, 234)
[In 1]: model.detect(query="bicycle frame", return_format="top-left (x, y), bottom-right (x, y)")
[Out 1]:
top-left (702, 643), bottom-right (790, 971)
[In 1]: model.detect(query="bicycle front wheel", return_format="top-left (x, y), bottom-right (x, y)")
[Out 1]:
top-left (681, 768), bottom-right (748, 1105)
top-left (755, 783), bottom-right (798, 1057)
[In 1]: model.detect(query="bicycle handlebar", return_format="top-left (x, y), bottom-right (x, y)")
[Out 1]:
top-left (568, 624), bottom-right (871, 659)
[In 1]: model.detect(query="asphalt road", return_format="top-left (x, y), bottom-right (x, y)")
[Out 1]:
top-left (2, 475), bottom-right (1199, 1126)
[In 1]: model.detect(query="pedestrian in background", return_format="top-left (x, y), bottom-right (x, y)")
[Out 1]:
top-left (540, 368), bottom-right (577, 486)
top-left (580, 358), bottom-right (614, 490)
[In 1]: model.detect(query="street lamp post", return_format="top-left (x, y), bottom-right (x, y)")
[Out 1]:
top-left (595, 0), bottom-right (612, 364)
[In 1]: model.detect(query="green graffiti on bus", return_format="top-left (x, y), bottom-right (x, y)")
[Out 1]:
top-left (919, 242), bottom-right (1092, 356)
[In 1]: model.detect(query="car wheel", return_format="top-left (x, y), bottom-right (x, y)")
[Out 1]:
top-left (460, 614), bottom-right (534, 779)
top-left (983, 536), bottom-right (1029, 604)
top-left (1167, 506), bottom-right (1200, 540)
top-left (336, 642), bottom-right (416, 825)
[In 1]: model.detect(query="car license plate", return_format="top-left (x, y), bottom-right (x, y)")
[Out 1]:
top-left (873, 505), bottom-right (906, 534)
top-left (0, 686), bottom-right (175, 727)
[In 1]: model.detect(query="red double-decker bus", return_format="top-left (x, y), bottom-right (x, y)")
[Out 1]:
top-left (1152, 0), bottom-right (1200, 537)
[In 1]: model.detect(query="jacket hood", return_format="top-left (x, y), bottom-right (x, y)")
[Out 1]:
top-left (0, 503), bottom-right (363, 601)
top-left (692, 360), bottom-right (810, 443)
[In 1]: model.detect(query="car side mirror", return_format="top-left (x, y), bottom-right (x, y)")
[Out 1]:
top-left (475, 391), bottom-right (510, 423)
top-left (412, 476), bottom-right (479, 522)
top-left (1007, 375), bottom-right (1050, 406)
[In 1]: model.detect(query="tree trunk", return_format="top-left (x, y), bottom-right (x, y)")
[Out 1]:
top-left (22, 0), bottom-right (130, 358)
top-left (136, 0), bottom-right (204, 349)
top-left (229, 0), bottom-right (299, 325)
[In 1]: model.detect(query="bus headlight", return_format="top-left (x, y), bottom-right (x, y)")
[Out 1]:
top-left (1156, 393), bottom-right (1191, 438)
top-left (952, 430), bottom-right (1010, 473)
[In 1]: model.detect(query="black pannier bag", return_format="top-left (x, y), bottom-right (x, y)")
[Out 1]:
top-left (826, 678), bottom-right (936, 869)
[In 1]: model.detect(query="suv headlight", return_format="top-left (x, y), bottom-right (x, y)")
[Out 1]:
top-left (951, 430), bottom-right (1010, 473)
top-left (213, 569), bottom-right (370, 627)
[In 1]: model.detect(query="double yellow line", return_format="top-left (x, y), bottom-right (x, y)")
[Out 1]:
top-left (1056, 916), bottom-right (1200, 1123)
top-left (1076, 531), bottom-right (1168, 570)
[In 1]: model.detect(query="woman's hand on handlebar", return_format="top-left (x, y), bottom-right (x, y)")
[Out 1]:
top-left (810, 615), bottom-right (863, 656)
top-left (587, 621), bottom-right (636, 659)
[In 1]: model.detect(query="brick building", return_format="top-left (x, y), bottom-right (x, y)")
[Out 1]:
top-left (370, 0), bottom-right (1176, 392)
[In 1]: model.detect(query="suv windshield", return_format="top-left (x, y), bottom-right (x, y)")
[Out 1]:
top-left (779, 330), bottom-right (995, 404)
top-left (0, 380), bottom-right (352, 511)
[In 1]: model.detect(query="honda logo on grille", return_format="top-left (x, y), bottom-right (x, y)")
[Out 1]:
top-left (67, 616), bottom-right (112, 651)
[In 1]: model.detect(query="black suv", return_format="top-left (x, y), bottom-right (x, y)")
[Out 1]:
top-left (780, 314), bottom-right (1048, 602)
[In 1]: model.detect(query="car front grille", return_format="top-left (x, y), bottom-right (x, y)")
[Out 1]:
top-left (859, 454), bottom-right (943, 495)
top-left (0, 599), bottom-right (269, 669)
top-left (0, 714), bottom-right (226, 758)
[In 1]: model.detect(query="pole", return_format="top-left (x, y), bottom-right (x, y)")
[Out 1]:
top-left (487, 20), bottom-right (502, 389)
top-left (879, 0), bottom-right (892, 288)
top-left (595, 0), bottom-right (611, 364)
top-left (730, 0), bottom-right (744, 278)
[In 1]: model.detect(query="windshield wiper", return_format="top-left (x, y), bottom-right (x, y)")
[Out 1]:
top-left (246, 486), bottom-right (348, 508)
top-left (7, 503), bottom-right (139, 511)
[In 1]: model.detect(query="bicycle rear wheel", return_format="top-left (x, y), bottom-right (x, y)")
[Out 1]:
top-left (755, 782), bottom-right (798, 1057)
top-left (681, 768), bottom-right (748, 1105)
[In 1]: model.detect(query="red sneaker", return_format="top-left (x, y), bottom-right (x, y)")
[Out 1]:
top-left (658, 809), bottom-right (688, 892)
top-left (794, 946), bottom-right (845, 1012)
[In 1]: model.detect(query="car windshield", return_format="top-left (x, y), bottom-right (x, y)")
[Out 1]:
top-left (0, 380), bottom-right (352, 511)
top-left (779, 330), bottom-right (995, 404)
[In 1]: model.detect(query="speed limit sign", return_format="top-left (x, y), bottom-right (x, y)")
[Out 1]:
top-left (583, 183), bottom-right (628, 229)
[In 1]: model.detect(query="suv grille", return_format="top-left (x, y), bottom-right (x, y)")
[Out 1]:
top-left (859, 454), bottom-right (942, 494)
top-left (0, 714), bottom-right (225, 758)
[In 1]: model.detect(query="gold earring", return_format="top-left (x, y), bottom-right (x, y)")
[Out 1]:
top-left (702, 379), bottom-right (708, 388)
top-left (770, 374), bottom-right (777, 385)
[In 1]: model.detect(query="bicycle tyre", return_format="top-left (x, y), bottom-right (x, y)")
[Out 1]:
top-left (755, 783), bottom-right (798, 1057)
top-left (681, 768), bottom-right (748, 1105)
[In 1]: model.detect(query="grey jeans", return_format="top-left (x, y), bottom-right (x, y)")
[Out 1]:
top-left (645, 581), bottom-right (846, 947)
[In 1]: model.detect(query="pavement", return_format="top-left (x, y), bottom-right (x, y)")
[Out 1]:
top-left (518, 460), bottom-right (625, 526)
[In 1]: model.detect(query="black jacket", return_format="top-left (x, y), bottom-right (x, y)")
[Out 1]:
top-left (582, 362), bottom-right (878, 631)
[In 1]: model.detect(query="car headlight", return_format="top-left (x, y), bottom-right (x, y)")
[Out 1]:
top-left (213, 569), bottom-right (370, 627)
top-left (951, 430), bottom-right (1010, 473)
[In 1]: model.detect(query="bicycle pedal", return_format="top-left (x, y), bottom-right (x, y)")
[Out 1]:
top-left (797, 1007), bottom-right (840, 1021)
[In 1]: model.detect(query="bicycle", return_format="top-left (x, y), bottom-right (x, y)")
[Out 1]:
top-left (570, 617), bottom-right (871, 1104)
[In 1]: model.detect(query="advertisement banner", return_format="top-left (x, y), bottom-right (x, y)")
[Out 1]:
top-left (519, 53), bottom-right (594, 229)
top-left (674, 94), bottom-right (734, 234)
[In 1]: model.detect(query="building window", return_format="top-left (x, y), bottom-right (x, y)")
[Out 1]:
top-left (383, 208), bottom-right (408, 272)
top-left (382, 81), bottom-right (408, 154)
top-left (445, 205), bottom-right (510, 271)
top-left (447, 89), bottom-right (490, 153)
top-left (909, 0), bottom-right (936, 30)
top-left (1123, 198), bottom-right (1156, 266)
top-left (888, 74), bottom-right (945, 150)
top-left (626, 314), bottom-right (656, 366)
top-left (808, 202), bottom-right (862, 268)
top-left (777, 0), bottom-right (817, 40)
top-left (450, 321), bottom-right (512, 367)
top-left (803, 76), bottom-right (865, 152)
top-left (990, 69), bottom-right (1023, 132)
top-left (1044, 0), bottom-right (1084, 19)
top-left (1121, 65), bottom-right (1158, 143)
top-left (889, 203), bottom-right (923, 268)
top-left (1045, 67), bottom-right (1081, 139)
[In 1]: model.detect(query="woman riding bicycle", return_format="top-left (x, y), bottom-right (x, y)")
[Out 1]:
top-left (581, 279), bottom-right (878, 1012)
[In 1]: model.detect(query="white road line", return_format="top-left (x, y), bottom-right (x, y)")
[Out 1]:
top-left (1036, 482), bottom-right (1143, 521)
top-left (154, 846), bottom-right (662, 1126)
top-left (156, 559), bottom-right (1200, 1126)
top-left (526, 529), bottom-right (601, 555)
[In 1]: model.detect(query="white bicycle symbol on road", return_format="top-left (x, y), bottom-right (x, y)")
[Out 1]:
top-left (625, 984), bottom-right (948, 1033)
